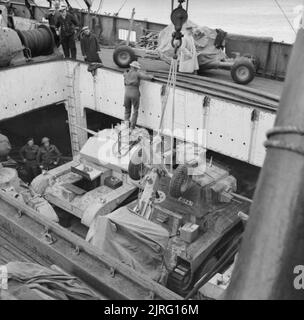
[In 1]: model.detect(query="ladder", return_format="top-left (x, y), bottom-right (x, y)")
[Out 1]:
top-left (65, 63), bottom-right (82, 155)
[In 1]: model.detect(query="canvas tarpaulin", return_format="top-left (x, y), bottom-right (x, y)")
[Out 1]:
top-left (157, 20), bottom-right (226, 67)
top-left (0, 262), bottom-right (100, 300)
top-left (87, 207), bottom-right (170, 283)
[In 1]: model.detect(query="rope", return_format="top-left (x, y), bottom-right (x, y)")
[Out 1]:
top-left (170, 58), bottom-right (178, 172)
top-left (157, 60), bottom-right (175, 134)
top-left (264, 140), bottom-right (304, 156)
top-left (116, 0), bottom-right (128, 15)
top-left (272, 0), bottom-right (297, 34)
top-left (264, 125), bottom-right (304, 156)
top-left (95, 0), bottom-right (104, 14)
top-left (73, 0), bottom-right (84, 10)
top-left (153, 58), bottom-right (178, 170)
top-left (266, 125), bottom-right (304, 138)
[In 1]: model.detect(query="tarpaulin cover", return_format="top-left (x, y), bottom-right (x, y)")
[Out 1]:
top-left (157, 20), bottom-right (226, 67)
top-left (0, 262), bottom-right (99, 300)
top-left (87, 207), bottom-right (169, 282)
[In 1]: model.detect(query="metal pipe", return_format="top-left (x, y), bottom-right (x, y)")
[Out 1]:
top-left (231, 192), bottom-right (253, 203)
top-left (225, 23), bottom-right (304, 300)
top-left (126, 8), bottom-right (135, 46)
top-left (66, 120), bottom-right (98, 136)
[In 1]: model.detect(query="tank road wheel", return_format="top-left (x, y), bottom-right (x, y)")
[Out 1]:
top-left (169, 164), bottom-right (190, 198)
top-left (231, 57), bottom-right (255, 85)
top-left (113, 45), bottom-right (136, 68)
top-left (128, 148), bottom-right (148, 181)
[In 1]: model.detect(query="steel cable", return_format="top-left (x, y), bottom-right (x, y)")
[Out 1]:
top-left (17, 26), bottom-right (54, 57)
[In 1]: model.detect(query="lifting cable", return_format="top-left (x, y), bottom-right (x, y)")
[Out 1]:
top-left (115, 0), bottom-right (128, 16)
top-left (73, 0), bottom-right (85, 10)
top-left (170, 58), bottom-right (178, 172)
top-left (134, 1), bottom-right (189, 182)
top-left (153, 57), bottom-right (178, 171)
top-left (157, 58), bottom-right (178, 135)
top-left (95, 0), bottom-right (104, 14)
top-left (158, 0), bottom-right (188, 137)
top-left (168, 0), bottom-right (188, 171)
top-left (92, 0), bottom-right (103, 14)
top-left (272, 0), bottom-right (297, 34)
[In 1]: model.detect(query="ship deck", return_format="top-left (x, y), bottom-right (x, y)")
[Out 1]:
top-left (95, 47), bottom-right (284, 99)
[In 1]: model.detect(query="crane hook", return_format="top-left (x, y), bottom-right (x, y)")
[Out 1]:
top-left (170, 0), bottom-right (188, 59)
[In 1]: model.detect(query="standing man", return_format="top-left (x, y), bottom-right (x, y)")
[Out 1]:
top-left (179, 26), bottom-right (199, 74)
top-left (45, 7), bottom-right (60, 45)
top-left (45, 7), bottom-right (56, 27)
top-left (56, 6), bottom-right (78, 59)
top-left (37, 137), bottom-right (61, 171)
top-left (19, 137), bottom-right (40, 182)
top-left (80, 26), bottom-right (102, 63)
top-left (123, 61), bottom-right (154, 130)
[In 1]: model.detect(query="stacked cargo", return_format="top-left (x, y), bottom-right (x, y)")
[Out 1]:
top-left (137, 31), bottom-right (159, 50)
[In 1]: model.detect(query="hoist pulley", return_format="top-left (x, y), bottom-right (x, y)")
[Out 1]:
top-left (170, 0), bottom-right (189, 58)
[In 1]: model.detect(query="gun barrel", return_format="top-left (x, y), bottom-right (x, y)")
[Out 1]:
top-left (66, 121), bottom-right (98, 136)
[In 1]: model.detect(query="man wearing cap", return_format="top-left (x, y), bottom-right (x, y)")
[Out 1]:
top-left (45, 7), bottom-right (56, 27)
top-left (19, 137), bottom-right (40, 181)
top-left (45, 7), bottom-right (60, 45)
top-left (179, 25), bottom-right (199, 74)
top-left (123, 61), bottom-right (154, 129)
top-left (56, 7), bottom-right (78, 59)
top-left (37, 137), bottom-right (61, 171)
top-left (80, 26), bottom-right (102, 63)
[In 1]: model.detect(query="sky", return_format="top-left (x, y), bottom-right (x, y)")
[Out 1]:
top-left (38, 0), bottom-right (303, 43)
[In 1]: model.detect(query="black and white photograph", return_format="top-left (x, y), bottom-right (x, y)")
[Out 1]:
top-left (0, 0), bottom-right (303, 306)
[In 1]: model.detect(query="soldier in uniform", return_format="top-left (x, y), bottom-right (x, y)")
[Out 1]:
top-left (123, 61), bottom-right (154, 129)
top-left (19, 137), bottom-right (40, 181)
top-left (37, 137), bottom-right (61, 171)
